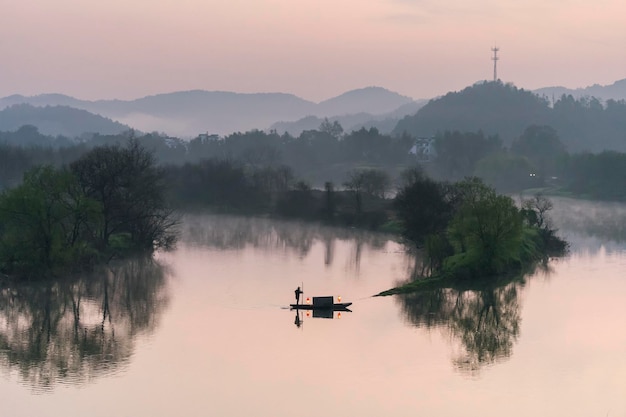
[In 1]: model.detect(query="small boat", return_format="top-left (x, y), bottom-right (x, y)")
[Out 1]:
top-left (290, 303), bottom-right (352, 310)
top-left (290, 296), bottom-right (352, 311)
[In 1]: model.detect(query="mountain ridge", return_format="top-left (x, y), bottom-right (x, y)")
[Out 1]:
top-left (0, 104), bottom-right (130, 138)
top-left (2, 77), bottom-right (625, 139)
top-left (0, 87), bottom-right (414, 137)
top-left (533, 78), bottom-right (626, 102)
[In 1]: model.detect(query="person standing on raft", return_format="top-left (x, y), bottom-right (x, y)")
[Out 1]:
top-left (294, 287), bottom-right (303, 304)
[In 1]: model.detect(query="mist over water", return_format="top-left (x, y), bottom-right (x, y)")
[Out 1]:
top-left (548, 196), bottom-right (626, 253)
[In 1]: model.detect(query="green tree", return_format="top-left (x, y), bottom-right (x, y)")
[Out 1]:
top-left (446, 178), bottom-right (524, 276)
top-left (0, 166), bottom-right (99, 277)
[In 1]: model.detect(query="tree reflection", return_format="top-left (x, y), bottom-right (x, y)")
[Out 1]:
top-left (181, 213), bottom-right (393, 269)
top-left (0, 257), bottom-right (169, 391)
top-left (398, 275), bottom-right (526, 375)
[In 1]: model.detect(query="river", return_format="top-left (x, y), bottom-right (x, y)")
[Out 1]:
top-left (0, 197), bottom-right (624, 417)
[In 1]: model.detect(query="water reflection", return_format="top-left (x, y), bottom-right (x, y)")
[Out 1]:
top-left (181, 214), bottom-right (393, 269)
top-left (294, 310), bottom-right (303, 328)
top-left (394, 197), bottom-right (626, 375)
top-left (0, 257), bottom-right (169, 391)
top-left (398, 274), bottom-right (530, 375)
top-left (291, 308), bottom-right (347, 328)
top-left (394, 196), bottom-right (626, 374)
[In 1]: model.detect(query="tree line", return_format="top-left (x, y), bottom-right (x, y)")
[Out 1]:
top-left (3, 116), bottom-right (626, 203)
top-left (0, 140), bottom-right (176, 279)
top-left (422, 126), bottom-right (626, 201)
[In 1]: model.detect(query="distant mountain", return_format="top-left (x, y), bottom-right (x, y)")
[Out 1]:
top-left (271, 99), bottom-right (427, 136)
top-left (0, 91), bottom-right (317, 138)
top-left (393, 81), bottom-right (626, 152)
top-left (534, 78), bottom-right (626, 102)
top-left (316, 86), bottom-right (413, 116)
top-left (0, 104), bottom-right (130, 138)
top-left (0, 87), bottom-right (415, 138)
top-left (104, 91), bottom-right (318, 136)
top-left (0, 93), bottom-right (83, 108)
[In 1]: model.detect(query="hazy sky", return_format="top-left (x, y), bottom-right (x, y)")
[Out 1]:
top-left (2, 0), bottom-right (625, 101)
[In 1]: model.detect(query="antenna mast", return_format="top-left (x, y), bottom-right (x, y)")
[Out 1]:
top-left (491, 46), bottom-right (499, 82)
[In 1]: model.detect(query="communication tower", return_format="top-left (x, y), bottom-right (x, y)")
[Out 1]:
top-left (491, 46), bottom-right (499, 82)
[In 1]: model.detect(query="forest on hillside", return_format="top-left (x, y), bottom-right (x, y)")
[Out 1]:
top-left (394, 81), bottom-right (626, 153)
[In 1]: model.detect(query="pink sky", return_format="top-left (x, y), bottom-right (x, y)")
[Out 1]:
top-left (2, 0), bottom-right (625, 101)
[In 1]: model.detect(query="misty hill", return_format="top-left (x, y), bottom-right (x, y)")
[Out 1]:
top-left (393, 81), bottom-right (626, 152)
top-left (110, 91), bottom-right (321, 138)
top-left (394, 82), bottom-right (550, 144)
top-left (534, 78), bottom-right (626, 102)
top-left (0, 93), bottom-right (83, 108)
top-left (0, 91), bottom-right (316, 138)
top-left (316, 87), bottom-right (413, 116)
top-left (271, 99), bottom-right (427, 136)
top-left (0, 104), bottom-right (130, 138)
top-left (0, 87), bottom-right (414, 138)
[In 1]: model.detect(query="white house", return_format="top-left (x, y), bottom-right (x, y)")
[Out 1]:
top-left (409, 137), bottom-right (436, 161)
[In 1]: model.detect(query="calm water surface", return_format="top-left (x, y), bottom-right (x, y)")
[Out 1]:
top-left (0, 198), bottom-right (624, 417)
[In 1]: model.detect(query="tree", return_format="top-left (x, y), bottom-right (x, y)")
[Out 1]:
top-left (324, 181), bottom-right (337, 220)
top-left (520, 193), bottom-right (567, 254)
top-left (343, 168), bottom-right (390, 214)
top-left (521, 193), bottom-right (553, 229)
top-left (0, 166), bottom-right (100, 276)
top-left (446, 178), bottom-right (524, 275)
top-left (274, 181), bottom-right (317, 218)
top-left (70, 139), bottom-right (176, 251)
top-left (394, 167), bottom-right (454, 245)
top-left (341, 128), bottom-right (394, 164)
top-left (319, 118), bottom-right (344, 139)
top-left (249, 165), bottom-right (294, 210)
